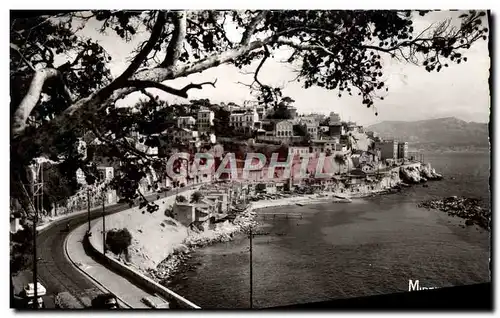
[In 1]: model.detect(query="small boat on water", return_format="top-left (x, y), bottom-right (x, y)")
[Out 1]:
top-left (296, 203), bottom-right (304, 206)
top-left (334, 198), bottom-right (352, 203)
top-left (333, 194), bottom-right (352, 203)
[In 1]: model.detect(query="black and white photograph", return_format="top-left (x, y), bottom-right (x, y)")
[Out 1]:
top-left (9, 7), bottom-right (492, 310)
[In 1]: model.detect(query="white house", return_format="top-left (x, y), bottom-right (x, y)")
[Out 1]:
top-left (136, 143), bottom-right (158, 155)
top-left (174, 128), bottom-right (199, 143)
top-left (229, 108), bottom-right (260, 130)
top-left (97, 166), bottom-right (114, 181)
top-left (275, 120), bottom-right (294, 138)
top-left (197, 109), bottom-right (215, 132)
top-left (245, 108), bottom-right (260, 130)
top-left (177, 116), bottom-right (196, 129)
top-left (288, 146), bottom-right (310, 158)
top-left (229, 112), bottom-right (245, 128)
top-left (306, 122), bottom-right (319, 139)
top-left (310, 139), bottom-right (344, 154)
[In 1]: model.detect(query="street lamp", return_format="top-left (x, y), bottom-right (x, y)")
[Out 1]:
top-left (87, 188), bottom-right (91, 232)
top-left (102, 194), bottom-right (106, 254)
top-left (249, 227), bottom-right (253, 309)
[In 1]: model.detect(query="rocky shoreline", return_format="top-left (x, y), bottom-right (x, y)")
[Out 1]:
top-left (418, 196), bottom-right (490, 230)
top-left (146, 161), bottom-right (444, 287)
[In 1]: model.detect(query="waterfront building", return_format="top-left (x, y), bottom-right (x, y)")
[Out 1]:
top-left (173, 200), bottom-right (215, 227)
top-left (375, 140), bottom-right (398, 160)
top-left (398, 142), bottom-right (409, 159)
top-left (203, 190), bottom-right (230, 212)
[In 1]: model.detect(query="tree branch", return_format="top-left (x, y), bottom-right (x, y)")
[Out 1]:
top-left (12, 68), bottom-right (73, 136)
top-left (10, 43), bottom-right (35, 72)
top-left (125, 79), bottom-right (217, 99)
top-left (111, 11), bottom-right (167, 85)
top-left (241, 11), bottom-right (268, 45)
top-left (161, 11), bottom-right (187, 69)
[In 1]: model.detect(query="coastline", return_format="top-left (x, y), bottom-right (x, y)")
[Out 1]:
top-left (148, 188), bottom-right (400, 285)
top-left (139, 161), bottom-right (443, 287)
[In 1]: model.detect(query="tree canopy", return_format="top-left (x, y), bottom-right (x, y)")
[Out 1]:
top-left (10, 9), bottom-right (489, 218)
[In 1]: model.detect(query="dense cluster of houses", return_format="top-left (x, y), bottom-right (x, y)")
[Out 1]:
top-left (69, 100), bottom-right (413, 209)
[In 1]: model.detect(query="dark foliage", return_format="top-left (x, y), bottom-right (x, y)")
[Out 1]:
top-left (105, 228), bottom-right (133, 255)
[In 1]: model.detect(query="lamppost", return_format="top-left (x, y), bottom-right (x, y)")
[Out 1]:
top-left (27, 161), bottom-right (43, 308)
top-left (250, 226), bottom-right (253, 309)
top-left (102, 194), bottom-right (106, 254)
top-left (87, 188), bottom-right (91, 232)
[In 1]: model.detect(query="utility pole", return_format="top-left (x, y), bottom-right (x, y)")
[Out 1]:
top-left (87, 188), bottom-right (91, 232)
top-left (249, 227), bottom-right (253, 309)
top-left (102, 195), bottom-right (106, 254)
top-left (30, 161), bottom-right (43, 308)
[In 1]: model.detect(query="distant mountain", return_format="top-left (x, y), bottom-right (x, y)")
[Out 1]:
top-left (366, 117), bottom-right (490, 152)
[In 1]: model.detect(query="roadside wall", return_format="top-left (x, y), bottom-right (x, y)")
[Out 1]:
top-left (88, 190), bottom-right (201, 309)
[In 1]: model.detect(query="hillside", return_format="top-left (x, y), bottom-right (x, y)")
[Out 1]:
top-left (367, 117), bottom-right (490, 152)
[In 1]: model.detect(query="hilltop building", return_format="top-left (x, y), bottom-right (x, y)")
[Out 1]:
top-left (197, 109), bottom-right (215, 132)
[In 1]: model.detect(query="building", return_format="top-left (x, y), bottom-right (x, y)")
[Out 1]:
top-left (97, 166), bottom-right (114, 181)
top-left (76, 168), bottom-right (87, 186)
top-left (397, 142), bottom-right (409, 159)
top-left (328, 123), bottom-right (345, 139)
top-left (305, 122), bottom-right (319, 140)
top-left (203, 190), bottom-right (229, 212)
top-left (346, 121), bottom-right (357, 132)
top-left (288, 146), bottom-right (310, 158)
top-left (177, 116), bottom-right (196, 129)
top-left (10, 217), bottom-right (23, 234)
top-left (255, 106), bottom-right (268, 120)
top-left (375, 140), bottom-right (398, 160)
top-left (197, 109), bottom-right (215, 132)
top-left (310, 139), bottom-right (344, 154)
top-left (174, 128), bottom-right (199, 144)
top-left (287, 106), bottom-right (297, 119)
top-left (229, 108), bottom-right (260, 130)
top-left (173, 201), bottom-right (215, 227)
top-left (329, 112), bottom-right (341, 124)
top-left (275, 120), bottom-right (294, 138)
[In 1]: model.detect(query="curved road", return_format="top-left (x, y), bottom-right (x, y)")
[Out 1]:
top-left (35, 187), bottom-right (193, 308)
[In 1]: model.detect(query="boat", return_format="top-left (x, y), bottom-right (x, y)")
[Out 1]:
top-left (333, 194), bottom-right (352, 203)
top-left (296, 203), bottom-right (304, 206)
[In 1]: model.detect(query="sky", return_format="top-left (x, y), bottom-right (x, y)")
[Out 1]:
top-left (74, 10), bottom-right (491, 126)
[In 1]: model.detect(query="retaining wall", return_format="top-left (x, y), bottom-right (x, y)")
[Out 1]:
top-left (87, 190), bottom-right (201, 309)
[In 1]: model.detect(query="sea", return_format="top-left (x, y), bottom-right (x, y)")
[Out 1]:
top-left (168, 151), bottom-right (491, 309)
